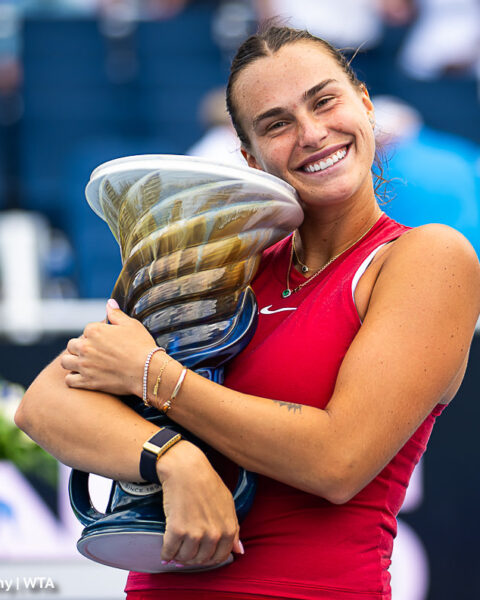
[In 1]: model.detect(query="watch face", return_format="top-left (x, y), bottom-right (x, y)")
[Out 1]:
top-left (143, 440), bottom-right (163, 455)
top-left (118, 481), bottom-right (162, 496)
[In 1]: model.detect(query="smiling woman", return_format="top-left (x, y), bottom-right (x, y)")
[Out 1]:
top-left (15, 25), bottom-right (480, 600)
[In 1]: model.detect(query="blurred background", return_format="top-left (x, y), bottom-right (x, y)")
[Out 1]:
top-left (0, 0), bottom-right (479, 598)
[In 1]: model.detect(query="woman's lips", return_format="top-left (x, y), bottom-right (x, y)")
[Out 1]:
top-left (297, 145), bottom-right (350, 175)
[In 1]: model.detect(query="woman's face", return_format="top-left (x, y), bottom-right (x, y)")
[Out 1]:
top-left (234, 41), bottom-right (376, 210)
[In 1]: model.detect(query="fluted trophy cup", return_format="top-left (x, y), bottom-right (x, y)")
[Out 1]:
top-left (69, 155), bottom-right (303, 573)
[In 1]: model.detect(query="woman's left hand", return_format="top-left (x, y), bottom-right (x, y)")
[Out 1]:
top-left (61, 299), bottom-right (156, 397)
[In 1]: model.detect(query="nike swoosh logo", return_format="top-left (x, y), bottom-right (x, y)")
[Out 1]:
top-left (260, 305), bottom-right (297, 315)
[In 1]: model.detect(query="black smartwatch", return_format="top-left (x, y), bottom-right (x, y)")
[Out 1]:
top-left (139, 428), bottom-right (182, 484)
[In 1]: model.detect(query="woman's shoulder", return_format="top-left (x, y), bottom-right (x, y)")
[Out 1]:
top-left (356, 222), bottom-right (479, 303)
top-left (372, 223), bottom-right (480, 315)
top-left (386, 223), bottom-right (479, 267)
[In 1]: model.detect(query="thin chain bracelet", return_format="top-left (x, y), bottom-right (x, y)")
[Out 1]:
top-left (142, 347), bottom-right (165, 407)
top-left (152, 356), bottom-right (171, 408)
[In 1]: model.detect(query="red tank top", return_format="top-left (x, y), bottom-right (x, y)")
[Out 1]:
top-left (126, 214), bottom-right (445, 599)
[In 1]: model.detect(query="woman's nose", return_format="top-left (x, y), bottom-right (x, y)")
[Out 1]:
top-left (297, 116), bottom-right (328, 148)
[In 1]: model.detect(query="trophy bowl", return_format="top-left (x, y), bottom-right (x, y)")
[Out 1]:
top-left (69, 154), bottom-right (303, 573)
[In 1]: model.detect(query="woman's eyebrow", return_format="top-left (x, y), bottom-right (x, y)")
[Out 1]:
top-left (252, 79), bottom-right (338, 131)
top-left (303, 78), bottom-right (338, 102)
top-left (253, 107), bottom-right (286, 130)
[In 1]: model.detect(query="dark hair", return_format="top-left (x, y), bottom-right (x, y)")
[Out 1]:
top-left (226, 25), bottom-right (391, 201)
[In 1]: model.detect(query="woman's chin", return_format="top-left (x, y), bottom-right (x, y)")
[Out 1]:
top-left (298, 185), bottom-right (357, 211)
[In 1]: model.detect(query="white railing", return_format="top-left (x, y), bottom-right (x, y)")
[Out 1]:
top-left (0, 211), bottom-right (108, 343)
top-left (0, 298), bottom-right (108, 342)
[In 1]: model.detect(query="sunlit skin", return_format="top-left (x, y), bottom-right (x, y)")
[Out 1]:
top-left (233, 41), bottom-right (382, 271)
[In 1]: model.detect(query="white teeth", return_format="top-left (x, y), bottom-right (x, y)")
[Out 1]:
top-left (303, 147), bottom-right (347, 173)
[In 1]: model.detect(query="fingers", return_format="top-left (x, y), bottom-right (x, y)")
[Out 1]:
top-left (161, 524), bottom-right (185, 563)
top-left (171, 534), bottom-right (205, 565)
top-left (163, 533), bottom-right (231, 568)
top-left (232, 536), bottom-right (245, 555)
top-left (64, 371), bottom-right (90, 389)
top-left (106, 298), bottom-right (130, 325)
top-left (62, 336), bottom-right (87, 373)
top-left (202, 525), bottom-right (239, 566)
top-left (60, 352), bottom-right (79, 372)
top-left (107, 298), bottom-right (119, 310)
top-left (83, 321), bottom-right (105, 339)
top-left (66, 337), bottom-right (82, 356)
top-left (162, 521), bottom-right (241, 567)
top-left (161, 527), bottom-right (220, 565)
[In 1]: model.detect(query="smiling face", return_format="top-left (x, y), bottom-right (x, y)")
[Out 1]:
top-left (232, 41), bottom-right (376, 212)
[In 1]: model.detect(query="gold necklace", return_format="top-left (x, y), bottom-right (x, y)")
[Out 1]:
top-left (281, 216), bottom-right (382, 299)
top-left (292, 231), bottom-right (309, 273)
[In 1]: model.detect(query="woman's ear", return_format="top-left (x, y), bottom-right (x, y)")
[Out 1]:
top-left (241, 148), bottom-right (263, 171)
top-left (359, 85), bottom-right (375, 129)
top-left (360, 84), bottom-right (375, 120)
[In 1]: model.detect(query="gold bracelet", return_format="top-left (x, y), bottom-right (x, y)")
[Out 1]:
top-left (142, 347), bottom-right (165, 407)
top-left (161, 366), bottom-right (188, 414)
top-left (153, 356), bottom-right (171, 407)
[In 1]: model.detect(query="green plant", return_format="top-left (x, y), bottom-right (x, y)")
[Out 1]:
top-left (0, 378), bottom-right (58, 488)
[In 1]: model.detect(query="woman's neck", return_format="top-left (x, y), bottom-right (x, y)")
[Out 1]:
top-left (294, 200), bottom-right (383, 274)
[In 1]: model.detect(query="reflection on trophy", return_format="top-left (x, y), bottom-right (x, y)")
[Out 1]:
top-left (69, 155), bottom-right (303, 573)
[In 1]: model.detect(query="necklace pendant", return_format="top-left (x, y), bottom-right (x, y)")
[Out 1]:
top-left (301, 265), bottom-right (309, 274)
top-left (282, 289), bottom-right (292, 298)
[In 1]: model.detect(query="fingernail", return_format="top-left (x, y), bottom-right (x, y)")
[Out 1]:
top-left (238, 540), bottom-right (245, 555)
top-left (161, 560), bottom-right (168, 565)
top-left (107, 298), bottom-right (119, 309)
top-left (174, 563), bottom-right (184, 568)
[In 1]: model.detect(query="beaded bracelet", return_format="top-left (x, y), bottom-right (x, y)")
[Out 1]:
top-left (161, 367), bottom-right (188, 414)
top-left (142, 347), bottom-right (165, 407)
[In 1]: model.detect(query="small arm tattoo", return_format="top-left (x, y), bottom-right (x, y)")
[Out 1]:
top-left (272, 399), bottom-right (303, 413)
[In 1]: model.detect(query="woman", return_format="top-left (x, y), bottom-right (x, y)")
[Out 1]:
top-left (16, 26), bottom-right (480, 600)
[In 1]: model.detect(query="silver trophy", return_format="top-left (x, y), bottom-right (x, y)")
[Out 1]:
top-left (69, 155), bottom-right (303, 572)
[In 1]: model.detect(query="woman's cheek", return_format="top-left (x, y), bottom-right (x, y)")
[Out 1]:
top-left (259, 147), bottom-right (285, 176)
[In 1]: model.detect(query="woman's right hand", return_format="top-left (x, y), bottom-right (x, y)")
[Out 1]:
top-left (156, 440), bottom-right (244, 568)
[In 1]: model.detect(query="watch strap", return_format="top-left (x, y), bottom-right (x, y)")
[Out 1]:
top-left (140, 428), bottom-right (182, 484)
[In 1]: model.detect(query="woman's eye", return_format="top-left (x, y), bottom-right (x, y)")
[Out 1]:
top-left (315, 97), bottom-right (334, 109)
top-left (267, 121), bottom-right (287, 132)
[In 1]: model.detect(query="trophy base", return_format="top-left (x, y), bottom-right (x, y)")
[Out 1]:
top-left (77, 528), bottom-right (234, 573)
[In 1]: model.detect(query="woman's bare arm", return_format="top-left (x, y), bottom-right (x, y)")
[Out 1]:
top-left (42, 224), bottom-right (480, 504)
top-left (15, 353), bottom-right (160, 480)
